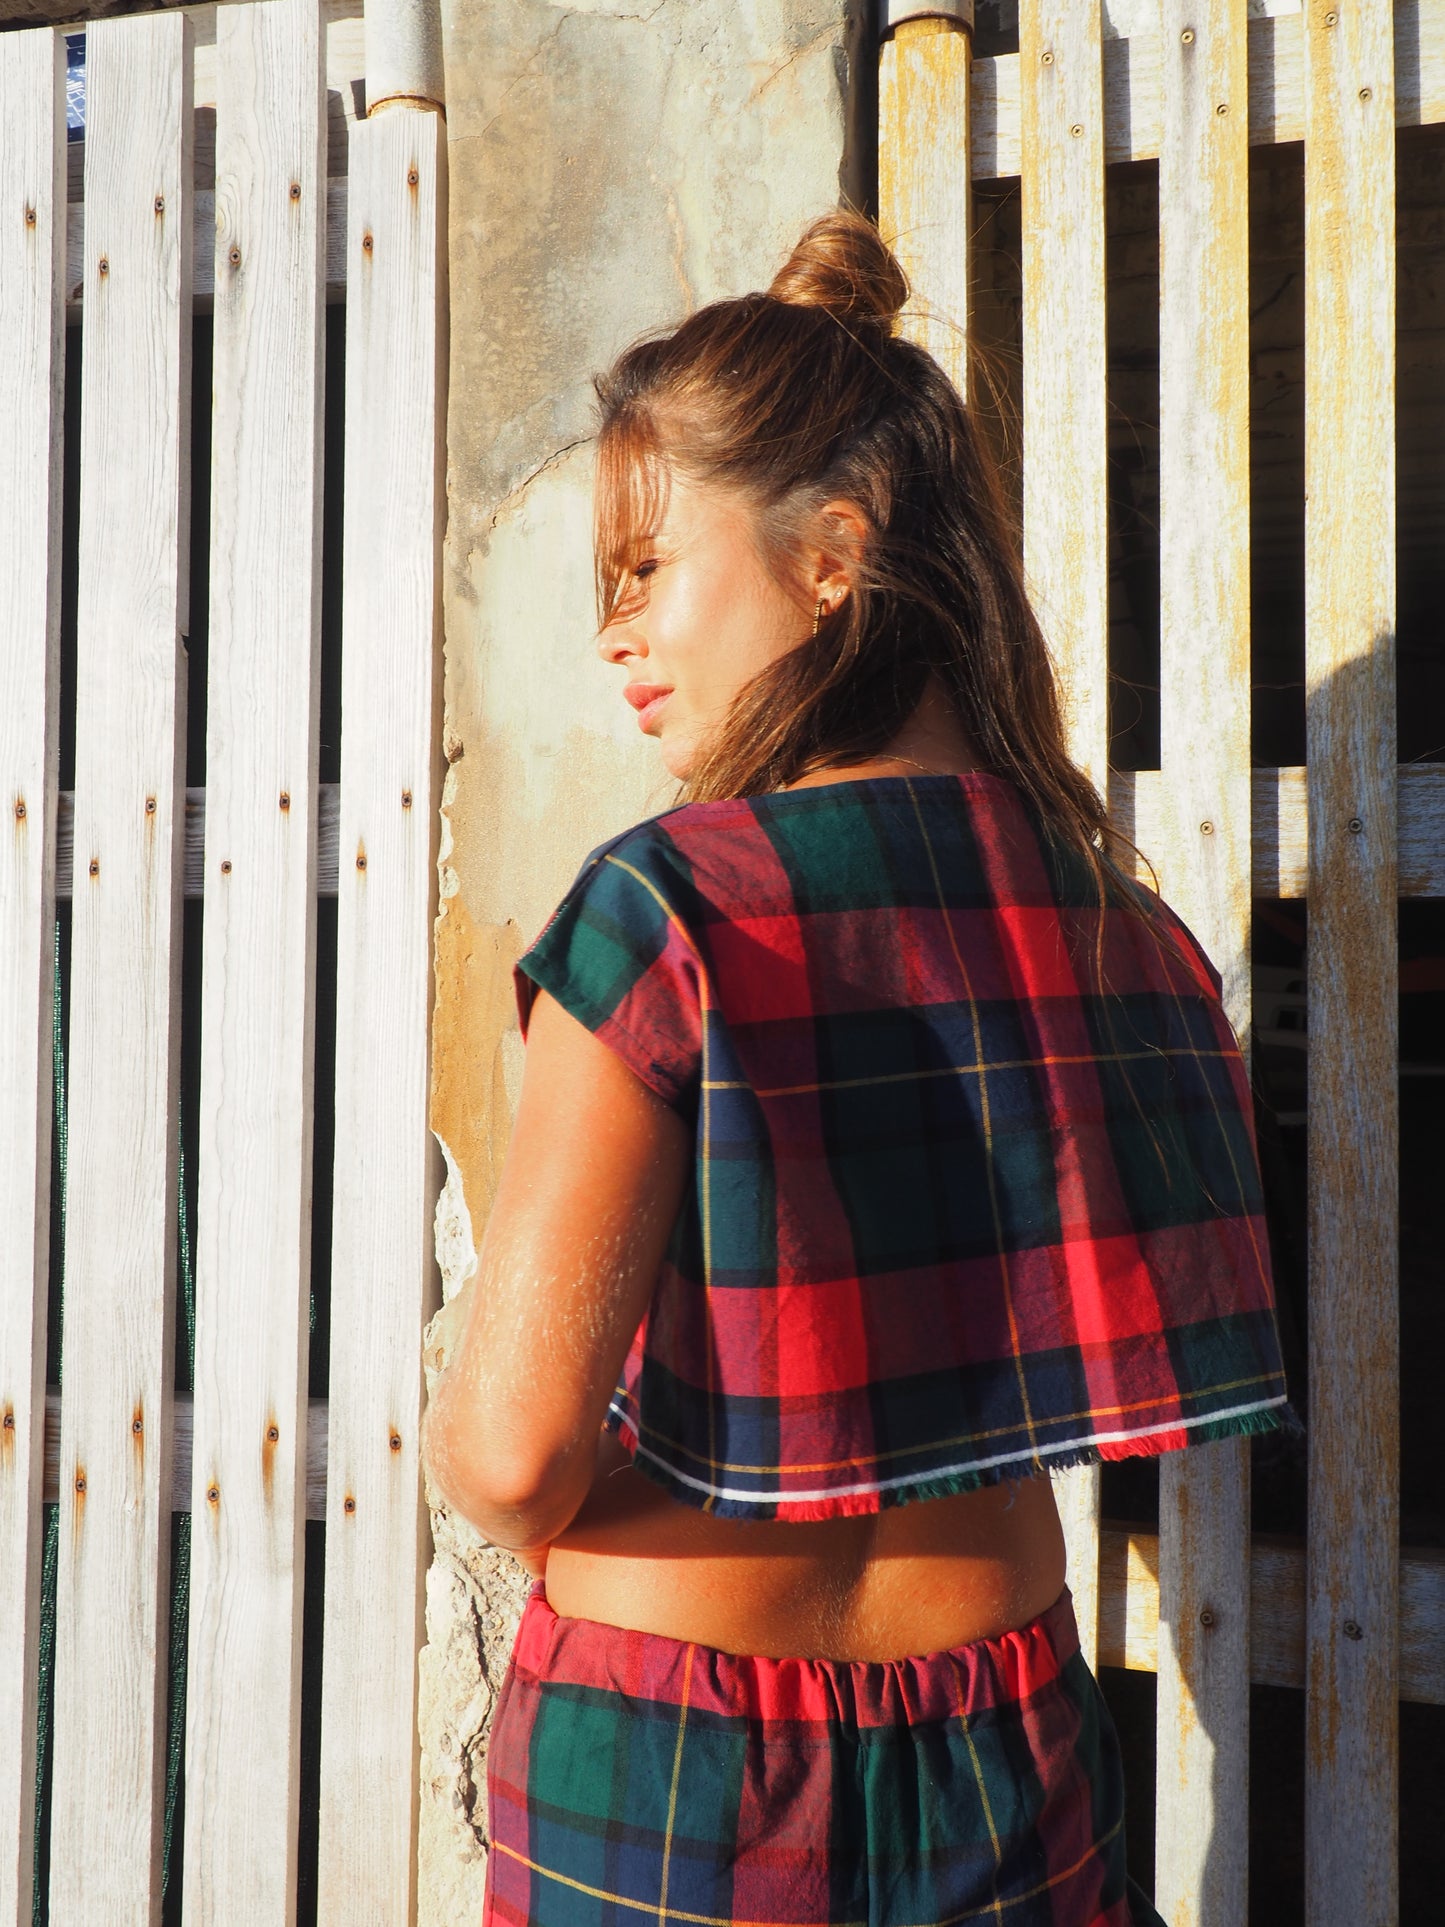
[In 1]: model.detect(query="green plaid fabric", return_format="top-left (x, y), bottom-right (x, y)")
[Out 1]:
top-left (516, 774), bottom-right (1293, 1521)
top-left (484, 1584), bottom-right (1167, 1927)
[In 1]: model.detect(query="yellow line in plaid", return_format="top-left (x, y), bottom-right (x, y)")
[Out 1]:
top-left (702, 1043), bottom-right (1235, 1098)
top-left (491, 1811), bottom-right (1123, 1925)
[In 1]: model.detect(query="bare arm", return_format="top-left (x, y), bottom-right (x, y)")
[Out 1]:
top-left (421, 988), bottom-right (690, 1555)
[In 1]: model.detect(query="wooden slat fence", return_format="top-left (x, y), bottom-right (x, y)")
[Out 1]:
top-left (880, 2), bottom-right (1442, 1922)
top-left (0, 3), bottom-right (444, 1920)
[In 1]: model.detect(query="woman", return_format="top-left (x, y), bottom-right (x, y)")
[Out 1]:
top-left (423, 212), bottom-right (1292, 1927)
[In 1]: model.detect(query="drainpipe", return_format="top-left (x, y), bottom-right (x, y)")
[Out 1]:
top-left (364, 0), bottom-right (446, 117)
top-left (878, 1), bottom-right (975, 30)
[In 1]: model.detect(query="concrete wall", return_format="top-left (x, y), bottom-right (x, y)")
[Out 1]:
top-left (419, 3), bottom-right (862, 1914)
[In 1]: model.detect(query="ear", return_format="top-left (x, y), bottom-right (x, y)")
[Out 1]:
top-left (809, 498), bottom-right (870, 613)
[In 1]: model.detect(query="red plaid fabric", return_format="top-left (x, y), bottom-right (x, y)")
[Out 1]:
top-left (483, 1582), bottom-right (1167, 1927)
top-left (516, 773), bottom-right (1293, 1522)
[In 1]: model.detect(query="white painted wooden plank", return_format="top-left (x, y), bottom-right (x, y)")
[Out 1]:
top-left (47, 14), bottom-right (193, 1923)
top-left (879, 15), bottom-right (973, 399)
top-left (0, 27), bottom-right (67, 1927)
top-left (182, 4), bottom-right (327, 1918)
top-left (1018, 1), bottom-right (1108, 1669)
top-left (1152, 11), bottom-right (1253, 1921)
top-left (316, 104), bottom-right (447, 1925)
top-left (1302, 5), bottom-right (1399, 1922)
top-left (65, 177), bottom-right (348, 313)
top-left (969, 7), bottom-right (1445, 179)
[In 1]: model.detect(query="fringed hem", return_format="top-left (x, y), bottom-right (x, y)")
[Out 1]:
top-left (602, 1398), bottom-right (1303, 1524)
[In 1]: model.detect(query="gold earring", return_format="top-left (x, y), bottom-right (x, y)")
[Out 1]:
top-left (813, 598), bottom-right (827, 636)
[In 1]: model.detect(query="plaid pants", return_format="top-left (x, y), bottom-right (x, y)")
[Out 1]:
top-left (483, 1584), bottom-right (1166, 1927)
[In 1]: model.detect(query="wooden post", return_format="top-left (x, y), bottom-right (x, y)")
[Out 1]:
top-left (878, 2), bottom-right (973, 400)
top-left (48, 14), bottom-right (193, 1921)
top-left (1152, 7), bottom-right (1254, 1921)
top-left (316, 99), bottom-right (447, 1924)
top-left (0, 27), bottom-right (66, 1927)
top-left (1017, 0), bottom-right (1108, 1672)
top-left (182, 3), bottom-right (327, 1918)
top-left (1302, 5), bottom-right (1399, 1922)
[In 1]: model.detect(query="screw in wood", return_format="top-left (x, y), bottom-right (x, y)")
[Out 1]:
top-left (1071, 123), bottom-right (1083, 137)
top-left (390, 1433), bottom-right (403, 1453)
top-left (97, 257), bottom-right (108, 276)
top-left (154, 196), bottom-right (164, 214)
top-left (145, 796), bottom-right (156, 814)
top-left (1200, 820), bottom-right (1215, 835)
top-left (229, 246), bottom-right (241, 267)
top-left (1040, 49), bottom-right (1054, 65)
top-left (3, 1412), bottom-right (15, 1430)
top-left (362, 232), bottom-right (374, 253)
top-left (356, 852), bottom-right (367, 870)
top-left (1343, 1619), bottom-right (1363, 1641)
top-left (279, 791), bottom-right (291, 811)
top-left (1359, 87), bottom-right (1372, 102)
top-left (1199, 1607), bottom-right (1216, 1629)
top-left (1324, 9), bottom-right (1337, 23)
top-left (401, 789), bottom-right (413, 809)
top-left (1348, 817), bottom-right (1363, 834)
top-left (267, 1425), bottom-right (280, 1443)
top-left (344, 1495), bottom-right (357, 1513)
top-left (88, 858), bottom-right (99, 877)
top-left (1216, 101), bottom-right (1229, 115)
top-left (407, 168), bottom-right (419, 187)
top-left (290, 181), bottom-right (302, 201)
top-left (207, 1484), bottom-right (220, 1505)
top-left (25, 206), bottom-right (36, 227)
top-left (14, 800), bottom-right (25, 820)
top-left (132, 1416), bottom-right (143, 1435)
top-left (74, 1473), bottom-right (86, 1494)
top-left (220, 858), bottom-right (232, 874)
top-left (1181, 28), bottom-right (1195, 44)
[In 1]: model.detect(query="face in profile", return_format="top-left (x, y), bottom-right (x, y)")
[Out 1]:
top-left (596, 470), bottom-right (811, 781)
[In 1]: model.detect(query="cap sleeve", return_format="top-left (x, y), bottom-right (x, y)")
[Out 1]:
top-left (514, 835), bottom-right (704, 1111)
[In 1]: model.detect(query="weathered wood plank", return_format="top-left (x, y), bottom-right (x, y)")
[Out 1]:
top-left (47, 14), bottom-right (192, 1922)
top-left (1018, 0), bottom-right (1108, 1668)
top-left (970, 5), bottom-right (1445, 178)
top-left (1115, 764), bottom-right (1445, 902)
top-left (879, 14), bottom-right (973, 401)
top-left (182, 4), bottom-right (326, 1918)
top-left (65, 177), bottom-right (347, 313)
top-left (0, 28), bottom-right (67, 1927)
top-left (52, 771), bottom-right (1445, 903)
top-left (1302, 4), bottom-right (1399, 1921)
top-left (1098, 1527), bottom-right (1445, 1708)
top-left (1152, 10), bottom-right (1254, 1920)
top-left (316, 104), bottom-right (447, 1925)
top-left (45, 1390), bottom-right (329, 1524)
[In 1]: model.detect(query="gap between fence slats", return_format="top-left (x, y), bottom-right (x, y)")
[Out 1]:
top-left (47, 14), bottom-right (193, 1922)
top-left (1152, 12), bottom-right (1254, 1922)
top-left (0, 28), bottom-right (66, 1927)
top-left (879, 14), bottom-right (972, 404)
top-left (969, 5), bottom-right (1445, 180)
top-left (316, 103), bottom-right (447, 1925)
top-left (1302, 7), bottom-right (1400, 1923)
top-left (1017, 0), bottom-right (1107, 1673)
top-left (181, 3), bottom-right (327, 1919)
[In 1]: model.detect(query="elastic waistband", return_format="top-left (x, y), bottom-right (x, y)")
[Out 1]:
top-left (510, 1584), bottom-right (1080, 1729)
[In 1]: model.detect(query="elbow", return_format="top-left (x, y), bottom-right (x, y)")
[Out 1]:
top-left (421, 1387), bottom-right (588, 1549)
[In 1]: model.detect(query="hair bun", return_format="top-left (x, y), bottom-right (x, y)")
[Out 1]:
top-left (768, 211), bottom-right (909, 334)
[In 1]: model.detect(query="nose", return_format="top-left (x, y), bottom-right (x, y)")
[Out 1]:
top-left (596, 622), bottom-right (639, 666)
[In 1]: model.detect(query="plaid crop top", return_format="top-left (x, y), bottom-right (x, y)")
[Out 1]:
top-left (514, 773), bottom-right (1293, 1522)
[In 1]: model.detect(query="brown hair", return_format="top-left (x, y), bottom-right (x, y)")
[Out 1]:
top-left (593, 210), bottom-right (1136, 900)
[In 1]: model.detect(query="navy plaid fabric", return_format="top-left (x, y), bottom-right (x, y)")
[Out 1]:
top-left (516, 774), bottom-right (1293, 1522)
top-left (484, 1583), bottom-right (1168, 1927)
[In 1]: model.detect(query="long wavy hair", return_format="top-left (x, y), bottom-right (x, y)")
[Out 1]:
top-left (593, 210), bottom-right (1139, 907)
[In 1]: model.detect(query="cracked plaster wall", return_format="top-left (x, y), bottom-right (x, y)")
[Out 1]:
top-left (420, 2), bottom-right (861, 1916)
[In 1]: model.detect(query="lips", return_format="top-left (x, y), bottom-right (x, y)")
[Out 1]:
top-left (624, 683), bottom-right (672, 734)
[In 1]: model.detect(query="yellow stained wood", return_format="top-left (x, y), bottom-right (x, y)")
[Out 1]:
top-left (1152, 10), bottom-right (1253, 1920)
top-left (1017, 0), bottom-right (1108, 1671)
top-left (879, 15), bottom-right (972, 400)
top-left (1302, 4), bottom-right (1399, 1922)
